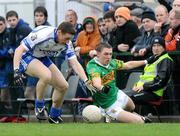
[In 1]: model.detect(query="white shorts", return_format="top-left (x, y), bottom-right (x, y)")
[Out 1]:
top-left (100, 90), bottom-right (129, 120)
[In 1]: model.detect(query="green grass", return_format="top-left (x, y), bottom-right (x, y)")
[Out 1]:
top-left (0, 123), bottom-right (180, 136)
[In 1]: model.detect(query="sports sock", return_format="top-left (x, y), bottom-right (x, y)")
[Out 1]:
top-left (35, 99), bottom-right (45, 108)
top-left (49, 107), bottom-right (62, 118)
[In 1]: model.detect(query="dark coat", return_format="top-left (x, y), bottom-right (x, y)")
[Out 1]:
top-left (143, 52), bottom-right (173, 92)
top-left (11, 19), bottom-right (32, 49)
top-left (113, 20), bottom-right (141, 52)
top-left (0, 28), bottom-right (14, 69)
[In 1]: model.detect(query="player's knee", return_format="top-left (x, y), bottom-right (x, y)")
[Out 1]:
top-left (41, 72), bottom-right (52, 84)
top-left (131, 102), bottom-right (135, 111)
top-left (61, 82), bottom-right (69, 92)
top-left (128, 98), bottom-right (136, 111)
top-left (56, 81), bottom-right (69, 93)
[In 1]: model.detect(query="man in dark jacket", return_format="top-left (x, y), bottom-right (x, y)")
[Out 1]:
top-left (131, 10), bottom-right (157, 58)
top-left (0, 16), bottom-right (14, 114)
top-left (131, 36), bottom-right (173, 103)
top-left (6, 10), bottom-right (32, 49)
top-left (113, 7), bottom-right (141, 89)
top-left (6, 10), bottom-right (32, 115)
top-left (114, 7), bottom-right (141, 53)
top-left (103, 10), bottom-right (117, 48)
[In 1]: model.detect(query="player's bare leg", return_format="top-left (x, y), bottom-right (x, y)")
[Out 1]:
top-left (119, 98), bottom-right (152, 123)
top-left (49, 63), bottom-right (69, 108)
top-left (116, 110), bottom-right (144, 123)
top-left (48, 63), bottom-right (69, 123)
top-left (26, 59), bottom-right (52, 120)
top-left (123, 97), bottom-right (135, 112)
top-left (26, 59), bottom-right (52, 100)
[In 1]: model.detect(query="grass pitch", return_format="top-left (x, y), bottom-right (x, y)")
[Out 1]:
top-left (0, 123), bottom-right (180, 136)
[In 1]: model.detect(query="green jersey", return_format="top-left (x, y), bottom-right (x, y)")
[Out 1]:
top-left (86, 57), bottom-right (124, 109)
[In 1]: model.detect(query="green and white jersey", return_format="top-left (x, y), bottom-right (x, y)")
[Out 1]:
top-left (86, 57), bottom-right (124, 109)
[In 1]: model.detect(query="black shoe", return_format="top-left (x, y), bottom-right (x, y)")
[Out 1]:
top-left (142, 116), bottom-right (152, 123)
top-left (48, 116), bottom-right (63, 124)
top-left (35, 106), bottom-right (48, 120)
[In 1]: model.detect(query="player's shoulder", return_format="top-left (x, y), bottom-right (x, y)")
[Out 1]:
top-left (87, 58), bottom-right (97, 67)
top-left (27, 26), bottom-right (56, 41)
top-left (110, 59), bottom-right (123, 67)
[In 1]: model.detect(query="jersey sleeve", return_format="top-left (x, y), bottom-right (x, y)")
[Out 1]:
top-left (21, 26), bottom-right (54, 51)
top-left (113, 59), bottom-right (124, 70)
top-left (65, 41), bottom-right (76, 60)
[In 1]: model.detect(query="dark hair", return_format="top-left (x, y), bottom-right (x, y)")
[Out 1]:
top-left (0, 16), bottom-right (5, 23)
top-left (103, 10), bottom-right (115, 22)
top-left (6, 10), bottom-right (18, 20)
top-left (58, 22), bottom-right (75, 35)
top-left (96, 42), bottom-right (112, 52)
top-left (97, 17), bottom-right (104, 24)
top-left (34, 6), bottom-right (48, 18)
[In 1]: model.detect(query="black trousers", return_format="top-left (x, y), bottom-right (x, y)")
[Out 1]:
top-left (130, 91), bottom-right (161, 105)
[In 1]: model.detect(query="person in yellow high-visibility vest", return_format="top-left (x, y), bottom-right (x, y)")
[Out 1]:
top-left (131, 36), bottom-right (173, 104)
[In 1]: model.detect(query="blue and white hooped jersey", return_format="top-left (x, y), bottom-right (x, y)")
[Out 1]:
top-left (21, 26), bottom-right (76, 60)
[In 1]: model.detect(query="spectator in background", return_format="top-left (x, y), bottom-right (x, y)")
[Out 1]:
top-left (157, 0), bottom-right (172, 12)
top-left (154, 5), bottom-right (169, 38)
top-left (64, 10), bottom-right (86, 100)
top-left (25, 6), bottom-right (51, 100)
top-left (114, 7), bottom-right (141, 54)
top-left (131, 7), bottom-right (144, 33)
top-left (131, 10), bottom-right (157, 58)
top-left (103, 11), bottom-right (117, 49)
top-left (75, 16), bottom-right (101, 66)
top-left (113, 7), bottom-right (141, 90)
top-left (6, 10), bottom-right (32, 115)
top-left (97, 18), bottom-right (108, 43)
top-left (55, 9), bottom-right (83, 70)
top-left (65, 9), bottom-right (83, 44)
top-left (6, 10), bottom-right (32, 49)
top-left (34, 6), bottom-right (51, 27)
top-left (89, 17), bottom-right (108, 58)
top-left (0, 16), bottom-right (14, 114)
top-left (103, 2), bottom-right (115, 13)
top-left (131, 36), bottom-right (173, 105)
top-left (159, 0), bottom-right (180, 12)
top-left (165, 9), bottom-right (180, 114)
top-left (165, 10), bottom-right (180, 51)
top-left (173, 0), bottom-right (180, 10)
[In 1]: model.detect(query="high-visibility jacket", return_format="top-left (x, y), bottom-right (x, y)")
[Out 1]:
top-left (136, 54), bottom-right (173, 97)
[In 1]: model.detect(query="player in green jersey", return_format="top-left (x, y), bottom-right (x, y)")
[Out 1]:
top-left (86, 42), bottom-right (151, 123)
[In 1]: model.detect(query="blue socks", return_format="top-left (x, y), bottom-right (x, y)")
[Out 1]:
top-left (35, 100), bottom-right (62, 118)
top-left (49, 107), bottom-right (62, 118)
top-left (35, 99), bottom-right (45, 108)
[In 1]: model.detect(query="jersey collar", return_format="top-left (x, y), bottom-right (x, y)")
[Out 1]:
top-left (94, 57), bottom-right (109, 68)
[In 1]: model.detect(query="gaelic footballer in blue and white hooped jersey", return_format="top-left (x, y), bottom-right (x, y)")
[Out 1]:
top-left (21, 26), bottom-right (76, 59)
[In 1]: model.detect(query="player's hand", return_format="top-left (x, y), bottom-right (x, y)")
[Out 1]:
top-left (14, 69), bottom-right (25, 86)
top-left (84, 80), bottom-right (98, 96)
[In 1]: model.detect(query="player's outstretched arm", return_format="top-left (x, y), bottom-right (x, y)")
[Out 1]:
top-left (68, 57), bottom-right (88, 81)
top-left (121, 60), bottom-right (147, 70)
